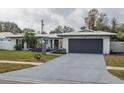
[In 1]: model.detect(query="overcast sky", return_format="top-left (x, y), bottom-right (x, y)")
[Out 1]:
top-left (0, 8), bottom-right (124, 33)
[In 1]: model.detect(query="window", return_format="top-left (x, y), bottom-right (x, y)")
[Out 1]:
top-left (22, 40), bottom-right (24, 48)
top-left (16, 39), bottom-right (22, 45)
top-left (16, 39), bottom-right (19, 45)
top-left (16, 39), bottom-right (24, 48)
top-left (27, 44), bottom-right (31, 49)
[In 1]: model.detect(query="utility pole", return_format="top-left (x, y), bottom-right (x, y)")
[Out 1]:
top-left (41, 19), bottom-right (46, 54)
top-left (41, 19), bottom-right (44, 34)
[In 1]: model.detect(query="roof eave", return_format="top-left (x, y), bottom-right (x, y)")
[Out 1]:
top-left (6, 35), bottom-right (42, 38)
top-left (58, 34), bottom-right (116, 37)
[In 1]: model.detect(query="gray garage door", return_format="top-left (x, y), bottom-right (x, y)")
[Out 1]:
top-left (69, 39), bottom-right (103, 54)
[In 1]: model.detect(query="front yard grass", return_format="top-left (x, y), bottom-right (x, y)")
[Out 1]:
top-left (108, 70), bottom-right (124, 80)
top-left (105, 54), bottom-right (124, 80)
top-left (0, 50), bottom-right (59, 62)
top-left (104, 54), bottom-right (124, 67)
top-left (0, 62), bottom-right (34, 73)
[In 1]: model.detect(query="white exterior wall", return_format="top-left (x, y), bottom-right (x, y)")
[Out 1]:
top-left (103, 36), bottom-right (110, 54)
top-left (0, 38), bottom-right (16, 50)
top-left (52, 39), bottom-right (55, 49)
top-left (46, 39), bottom-right (50, 49)
top-left (62, 36), bottom-right (110, 54)
top-left (59, 39), bottom-right (63, 49)
top-left (8, 38), bottom-right (16, 50)
top-left (0, 37), bottom-right (62, 50)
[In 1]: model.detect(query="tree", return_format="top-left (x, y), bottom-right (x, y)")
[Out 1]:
top-left (23, 32), bottom-right (37, 48)
top-left (84, 8), bottom-right (110, 31)
top-left (0, 21), bottom-right (22, 34)
top-left (37, 31), bottom-right (47, 34)
top-left (96, 13), bottom-right (110, 31)
top-left (111, 17), bottom-right (118, 33)
top-left (85, 8), bottom-right (99, 30)
top-left (63, 26), bottom-right (74, 33)
top-left (41, 31), bottom-right (47, 34)
top-left (117, 31), bottom-right (124, 41)
top-left (49, 25), bottom-right (74, 34)
top-left (22, 28), bottom-right (35, 33)
top-left (50, 26), bottom-right (63, 34)
top-left (80, 26), bottom-right (87, 30)
top-left (116, 24), bottom-right (124, 41)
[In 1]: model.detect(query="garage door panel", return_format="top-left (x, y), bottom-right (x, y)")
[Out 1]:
top-left (69, 39), bottom-right (103, 54)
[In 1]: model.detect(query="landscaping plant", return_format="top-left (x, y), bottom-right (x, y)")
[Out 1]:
top-left (34, 53), bottom-right (42, 61)
top-left (14, 44), bottom-right (22, 50)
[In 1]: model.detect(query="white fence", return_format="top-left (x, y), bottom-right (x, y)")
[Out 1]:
top-left (111, 42), bottom-right (124, 53)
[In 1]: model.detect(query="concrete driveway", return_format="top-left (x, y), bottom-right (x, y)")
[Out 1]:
top-left (0, 54), bottom-right (123, 84)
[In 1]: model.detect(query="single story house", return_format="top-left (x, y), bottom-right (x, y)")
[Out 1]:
top-left (0, 32), bottom-right (63, 51)
top-left (0, 29), bottom-right (116, 54)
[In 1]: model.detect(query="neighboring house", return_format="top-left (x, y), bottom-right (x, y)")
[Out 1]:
top-left (0, 29), bottom-right (116, 54)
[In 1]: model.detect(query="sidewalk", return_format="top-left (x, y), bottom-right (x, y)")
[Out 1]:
top-left (0, 60), bottom-right (42, 65)
top-left (107, 66), bottom-right (124, 70)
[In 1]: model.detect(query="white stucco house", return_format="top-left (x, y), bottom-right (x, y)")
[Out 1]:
top-left (0, 29), bottom-right (116, 54)
top-left (0, 32), bottom-right (63, 51)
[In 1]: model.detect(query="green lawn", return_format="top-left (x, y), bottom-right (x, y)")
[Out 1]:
top-left (0, 50), bottom-right (59, 62)
top-left (0, 62), bottom-right (34, 73)
top-left (108, 70), bottom-right (124, 80)
top-left (104, 54), bottom-right (124, 67)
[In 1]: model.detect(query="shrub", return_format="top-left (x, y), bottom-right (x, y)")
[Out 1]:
top-left (14, 44), bottom-right (22, 50)
top-left (23, 32), bottom-right (37, 48)
top-left (46, 47), bottom-right (53, 52)
top-left (30, 48), bottom-right (42, 52)
top-left (34, 53), bottom-right (42, 61)
top-left (51, 48), bottom-right (66, 54)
